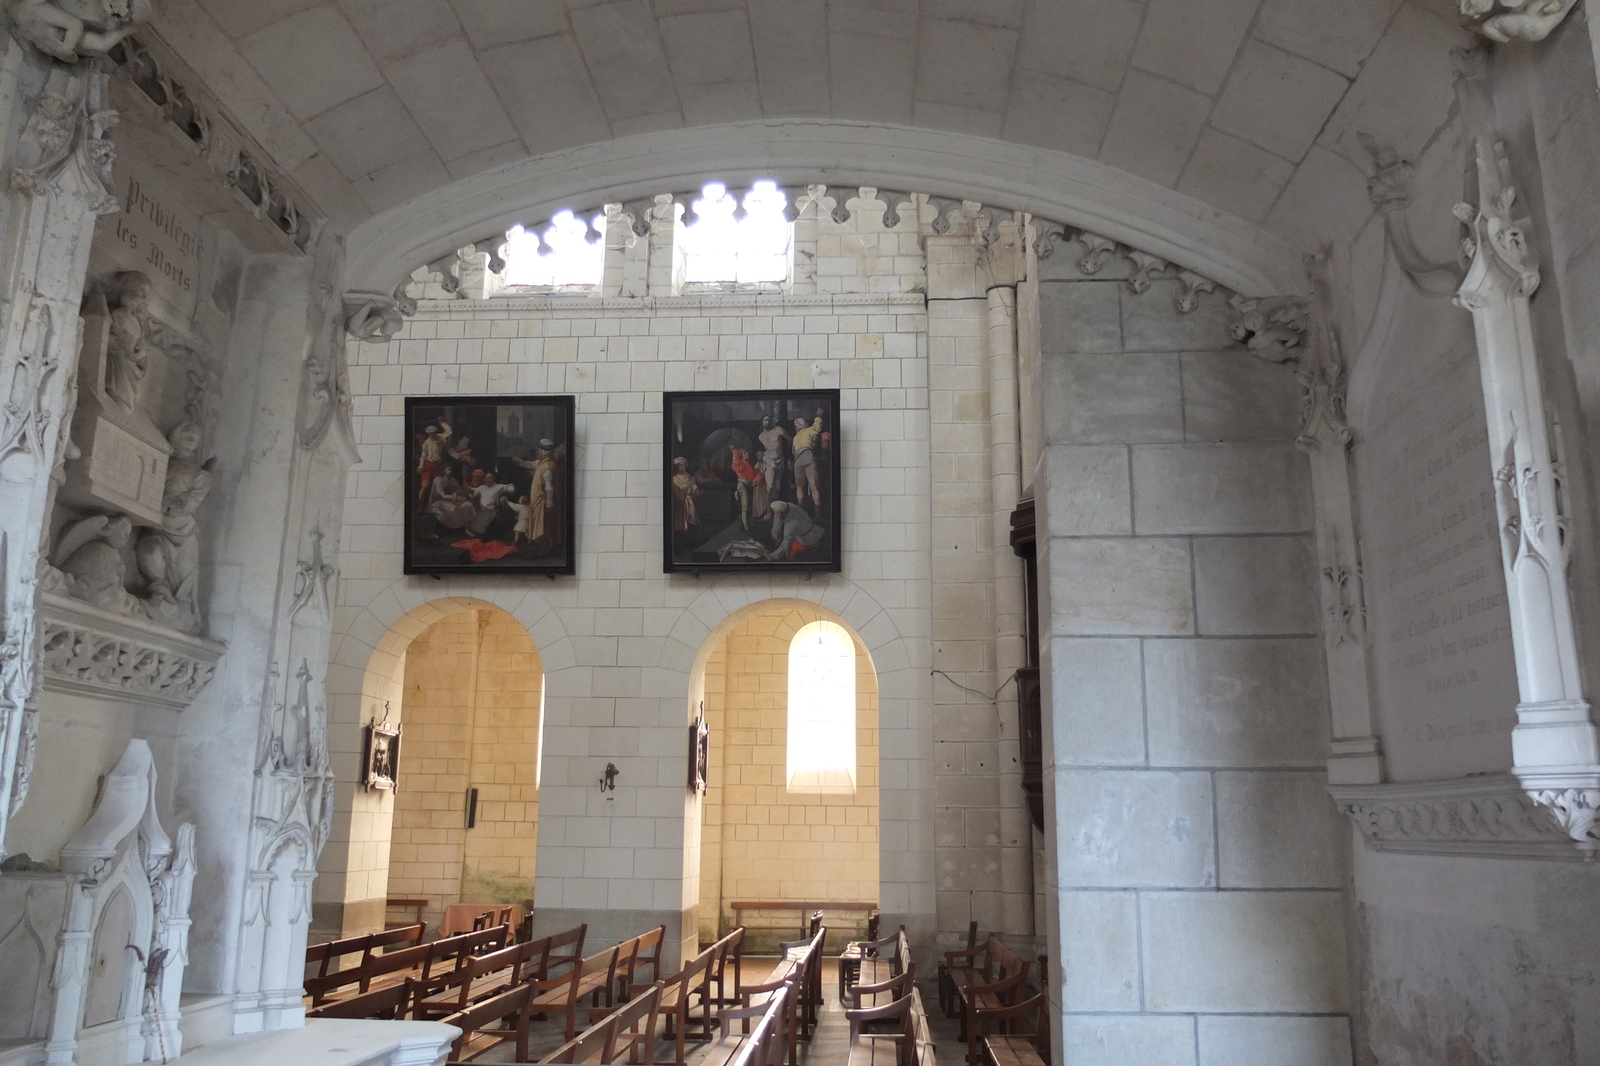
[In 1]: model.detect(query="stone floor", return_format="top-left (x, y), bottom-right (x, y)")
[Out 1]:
top-left (472, 959), bottom-right (962, 1065)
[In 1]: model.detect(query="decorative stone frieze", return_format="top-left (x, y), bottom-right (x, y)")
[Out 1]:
top-left (106, 35), bottom-right (322, 254)
top-left (36, 590), bottom-right (223, 710)
top-left (1228, 293), bottom-right (1308, 363)
top-left (1036, 225), bottom-right (1222, 314)
top-left (1332, 774), bottom-right (1598, 859)
top-left (1459, 0), bottom-right (1579, 42)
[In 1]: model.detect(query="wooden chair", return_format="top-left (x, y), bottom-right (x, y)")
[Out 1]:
top-left (937, 922), bottom-right (979, 1017)
top-left (654, 944), bottom-right (716, 1066)
top-left (705, 925), bottom-right (744, 1009)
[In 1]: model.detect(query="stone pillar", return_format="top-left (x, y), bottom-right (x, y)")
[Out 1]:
top-left (0, 58), bottom-right (120, 855)
top-left (1454, 138), bottom-right (1600, 827)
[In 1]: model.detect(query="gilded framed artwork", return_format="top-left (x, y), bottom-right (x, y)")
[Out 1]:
top-left (663, 389), bottom-right (841, 573)
top-left (363, 710), bottom-right (402, 792)
top-left (403, 396), bottom-right (576, 575)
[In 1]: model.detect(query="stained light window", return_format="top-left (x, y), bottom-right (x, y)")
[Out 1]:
top-left (786, 620), bottom-right (856, 794)
top-left (680, 181), bottom-right (792, 285)
top-left (502, 209), bottom-right (605, 288)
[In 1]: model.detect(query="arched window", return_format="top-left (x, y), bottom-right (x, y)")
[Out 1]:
top-left (502, 209), bottom-right (605, 288)
top-left (679, 181), bottom-right (792, 285)
top-left (786, 620), bottom-right (856, 794)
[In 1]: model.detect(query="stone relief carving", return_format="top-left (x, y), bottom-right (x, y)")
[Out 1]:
top-left (1035, 225), bottom-right (1222, 315)
top-left (1228, 293), bottom-right (1308, 363)
top-left (0, 297), bottom-right (57, 466)
top-left (1360, 133), bottom-right (1472, 298)
top-left (47, 512), bottom-right (142, 616)
top-left (4, 0), bottom-right (147, 63)
top-left (1333, 775), bottom-right (1598, 859)
top-left (102, 270), bottom-right (153, 412)
top-left (135, 421), bottom-right (214, 634)
top-left (37, 597), bottom-right (220, 709)
top-left (1459, 0), bottom-right (1579, 42)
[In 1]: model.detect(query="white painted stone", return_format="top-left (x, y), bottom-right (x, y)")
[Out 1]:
top-left (1211, 41), bottom-right (1351, 163)
top-left (237, 5), bottom-right (386, 121)
top-left (1042, 444), bottom-right (1131, 536)
top-left (1216, 771), bottom-right (1347, 888)
top-left (1197, 1015), bottom-right (1352, 1066)
top-left (1130, 0), bottom-right (1260, 95)
top-left (1144, 638), bottom-right (1329, 766)
top-left (1038, 281), bottom-right (1123, 353)
top-left (1048, 538), bottom-right (1194, 636)
top-left (1193, 536), bottom-right (1319, 636)
top-left (1179, 128), bottom-right (1298, 224)
top-left (1142, 891), bottom-right (1351, 1012)
top-left (384, 37), bottom-right (521, 164)
top-left (1061, 1015), bottom-right (1197, 1066)
top-left (1055, 770), bottom-right (1215, 886)
top-left (304, 87), bottom-right (430, 182)
top-left (1256, 0), bottom-right (1400, 77)
top-left (1098, 69), bottom-right (1214, 187)
top-left (1056, 891), bottom-right (1141, 1011)
top-left (1131, 443), bottom-right (1312, 534)
top-left (1048, 638), bottom-right (1146, 765)
top-left (1043, 354), bottom-right (1182, 444)
top-left (1118, 282), bottom-right (1237, 353)
top-left (1181, 351), bottom-right (1303, 442)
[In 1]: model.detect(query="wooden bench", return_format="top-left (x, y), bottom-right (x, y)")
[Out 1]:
top-left (844, 927), bottom-right (913, 1013)
top-left (531, 942), bottom-right (625, 1041)
top-left (655, 942), bottom-right (717, 1066)
top-left (414, 940), bottom-right (539, 1020)
top-left (306, 980), bottom-right (415, 1020)
top-left (698, 982), bottom-right (789, 1066)
top-left (728, 901), bottom-right (875, 954)
top-left (968, 993), bottom-right (1046, 1066)
top-left (847, 986), bottom-right (936, 1066)
top-left (705, 925), bottom-right (744, 1011)
top-left (304, 923), bottom-right (425, 989)
top-left (305, 924), bottom-right (509, 1007)
top-left (942, 937), bottom-right (1030, 1060)
top-left (837, 909), bottom-right (882, 1000)
top-left (386, 897), bottom-right (428, 930)
top-left (735, 927), bottom-right (825, 1066)
top-left (538, 981), bottom-right (664, 1065)
top-left (439, 982), bottom-right (535, 1062)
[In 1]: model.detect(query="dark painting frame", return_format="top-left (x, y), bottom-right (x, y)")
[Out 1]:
top-left (663, 389), bottom-right (841, 573)
top-left (363, 719), bottom-right (401, 792)
top-left (404, 395), bottom-right (576, 575)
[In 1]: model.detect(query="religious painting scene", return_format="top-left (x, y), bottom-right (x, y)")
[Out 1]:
top-left (666, 390), bottom-right (840, 572)
top-left (405, 397), bottom-right (574, 573)
top-left (6, 4), bottom-right (1600, 1066)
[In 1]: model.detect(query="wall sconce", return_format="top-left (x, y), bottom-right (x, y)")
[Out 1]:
top-left (599, 763), bottom-right (619, 792)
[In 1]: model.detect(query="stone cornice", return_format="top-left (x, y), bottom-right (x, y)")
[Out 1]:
top-left (407, 292), bottom-right (929, 318)
top-left (1331, 774), bottom-right (1600, 861)
top-left (37, 592), bottom-right (225, 711)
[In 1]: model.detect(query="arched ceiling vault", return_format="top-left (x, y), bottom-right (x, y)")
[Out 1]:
top-left (153, 0), bottom-right (1476, 294)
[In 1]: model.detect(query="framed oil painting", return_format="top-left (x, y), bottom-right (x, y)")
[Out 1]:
top-left (363, 708), bottom-right (401, 792)
top-left (404, 395), bottom-right (576, 575)
top-left (663, 389), bottom-right (841, 573)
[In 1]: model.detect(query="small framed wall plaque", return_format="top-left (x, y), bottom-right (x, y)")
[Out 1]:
top-left (363, 707), bottom-right (402, 792)
top-left (663, 389), bottom-right (841, 573)
top-left (689, 706), bottom-right (710, 794)
top-left (404, 395), bottom-right (576, 575)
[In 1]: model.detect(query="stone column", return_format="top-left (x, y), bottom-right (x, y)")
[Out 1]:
top-left (0, 58), bottom-right (120, 854)
top-left (1454, 138), bottom-right (1600, 828)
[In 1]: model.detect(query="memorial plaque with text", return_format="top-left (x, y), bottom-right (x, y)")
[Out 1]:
top-left (98, 149), bottom-right (204, 321)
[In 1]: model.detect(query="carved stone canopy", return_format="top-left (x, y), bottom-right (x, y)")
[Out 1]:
top-left (37, 590), bottom-right (224, 710)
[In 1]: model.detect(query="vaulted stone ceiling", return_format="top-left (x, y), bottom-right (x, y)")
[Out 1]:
top-left (154, 0), bottom-right (1472, 242)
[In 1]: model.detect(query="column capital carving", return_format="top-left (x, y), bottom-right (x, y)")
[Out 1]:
top-left (1460, 0), bottom-right (1579, 42)
top-left (1453, 138), bottom-right (1541, 310)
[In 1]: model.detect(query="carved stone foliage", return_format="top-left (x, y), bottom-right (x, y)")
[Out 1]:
top-left (1332, 775), bottom-right (1599, 859)
top-left (1228, 293), bottom-right (1308, 364)
top-left (105, 35), bottom-right (321, 253)
top-left (37, 591), bottom-right (223, 710)
top-left (1459, 0), bottom-right (1579, 42)
top-left (4, 0), bottom-right (147, 64)
top-left (1036, 225), bottom-right (1221, 314)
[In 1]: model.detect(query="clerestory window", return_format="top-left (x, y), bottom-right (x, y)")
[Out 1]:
top-left (786, 620), bottom-right (857, 794)
top-left (679, 181), bottom-right (792, 287)
top-left (502, 209), bottom-right (605, 289)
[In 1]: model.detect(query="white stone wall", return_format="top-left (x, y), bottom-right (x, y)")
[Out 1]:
top-left (1034, 254), bottom-right (1351, 1065)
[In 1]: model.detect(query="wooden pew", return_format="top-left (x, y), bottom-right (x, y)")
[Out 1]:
top-left (698, 983), bottom-right (789, 1066)
top-left (306, 980), bottom-right (415, 1020)
top-left (531, 942), bottom-right (624, 1041)
top-left (439, 982), bottom-right (535, 1062)
top-left (968, 993), bottom-right (1046, 1066)
top-left (838, 910), bottom-right (882, 1001)
top-left (654, 943), bottom-right (717, 1066)
top-left (414, 940), bottom-right (537, 1020)
top-left (847, 986), bottom-right (937, 1066)
top-left (943, 937), bottom-right (1030, 1057)
top-left (734, 927), bottom-right (825, 1066)
top-left (303, 923), bottom-right (426, 991)
top-left (844, 927), bottom-right (913, 1013)
top-left (539, 982), bottom-right (665, 1066)
top-left (705, 925), bottom-right (744, 1011)
top-left (304, 924), bottom-right (507, 1007)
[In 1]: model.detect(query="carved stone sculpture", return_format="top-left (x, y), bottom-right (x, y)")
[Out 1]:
top-left (103, 270), bottom-right (155, 412)
top-left (4, 0), bottom-right (149, 63)
top-left (50, 513), bottom-right (142, 616)
top-left (1459, 0), bottom-right (1578, 42)
top-left (136, 421), bottom-right (214, 634)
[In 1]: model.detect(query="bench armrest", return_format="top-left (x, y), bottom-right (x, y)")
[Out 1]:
top-left (960, 969), bottom-right (1029, 1002)
top-left (942, 946), bottom-right (986, 963)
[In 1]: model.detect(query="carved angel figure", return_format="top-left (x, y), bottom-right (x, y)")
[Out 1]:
top-left (52, 513), bottom-right (144, 616)
top-left (104, 271), bottom-right (156, 412)
top-left (1460, 0), bottom-right (1579, 42)
top-left (137, 421), bottom-right (215, 634)
top-left (5, 0), bottom-right (150, 63)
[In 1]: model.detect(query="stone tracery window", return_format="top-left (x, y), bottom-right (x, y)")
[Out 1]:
top-left (502, 209), bottom-right (605, 289)
top-left (786, 620), bottom-right (857, 794)
top-left (679, 181), bottom-right (792, 286)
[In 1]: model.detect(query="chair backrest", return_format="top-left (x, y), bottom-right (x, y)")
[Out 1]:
top-left (361, 940), bottom-right (435, 991)
top-left (371, 923), bottom-right (426, 953)
top-left (307, 978), bottom-right (414, 1020)
top-left (603, 981), bottom-right (663, 1063)
top-left (865, 910), bottom-right (881, 942)
top-left (306, 940), bottom-right (332, 977)
top-left (308, 931), bottom-right (373, 978)
top-left (545, 923), bottom-right (588, 977)
top-left (808, 910), bottom-right (823, 936)
top-left (630, 924), bottom-right (667, 986)
top-left (442, 982), bottom-right (535, 1061)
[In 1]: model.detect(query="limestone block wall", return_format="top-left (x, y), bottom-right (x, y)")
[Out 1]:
top-left (696, 605), bottom-right (880, 945)
top-left (385, 608), bottom-right (543, 934)
top-left (1034, 255), bottom-right (1351, 1065)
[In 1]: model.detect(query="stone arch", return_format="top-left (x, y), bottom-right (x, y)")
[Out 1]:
top-left (665, 577), bottom-right (933, 945)
top-left (315, 580), bottom-right (568, 937)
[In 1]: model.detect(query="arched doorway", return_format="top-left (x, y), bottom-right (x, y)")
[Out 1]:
top-left (693, 601), bottom-right (880, 950)
top-left (316, 598), bottom-right (544, 940)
